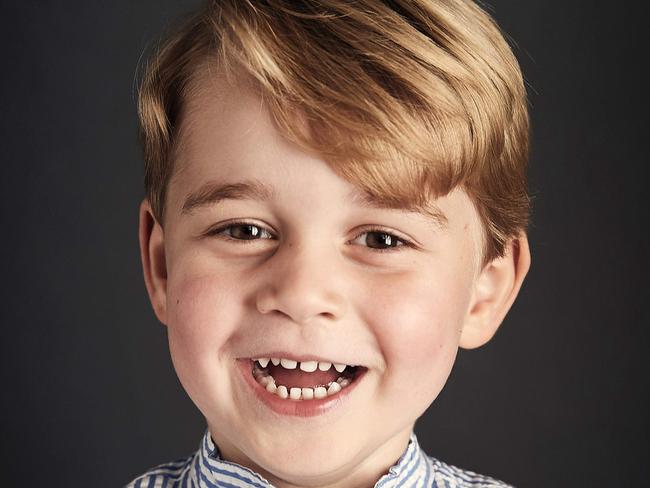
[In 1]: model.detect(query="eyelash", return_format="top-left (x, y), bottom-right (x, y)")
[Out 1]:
top-left (205, 220), bottom-right (414, 253)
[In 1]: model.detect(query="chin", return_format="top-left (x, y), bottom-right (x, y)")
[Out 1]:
top-left (238, 428), bottom-right (370, 482)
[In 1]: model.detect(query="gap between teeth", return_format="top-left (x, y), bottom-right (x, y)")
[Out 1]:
top-left (252, 358), bottom-right (354, 401)
top-left (255, 357), bottom-right (350, 373)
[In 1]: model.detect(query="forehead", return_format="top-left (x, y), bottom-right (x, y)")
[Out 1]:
top-left (173, 66), bottom-right (265, 167)
top-left (167, 67), bottom-right (479, 238)
top-left (169, 69), bottom-right (344, 203)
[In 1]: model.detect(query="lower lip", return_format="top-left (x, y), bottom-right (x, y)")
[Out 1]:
top-left (236, 359), bottom-right (365, 417)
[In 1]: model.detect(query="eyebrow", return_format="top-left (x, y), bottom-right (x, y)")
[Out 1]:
top-left (181, 179), bottom-right (447, 228)
top-left (348, 189), bottom-right (448, 229)
top-left (181, 179), bottom-right (275, 214)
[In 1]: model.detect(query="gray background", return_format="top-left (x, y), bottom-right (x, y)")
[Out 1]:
top-left (0, 1), bottom-right (647, 486)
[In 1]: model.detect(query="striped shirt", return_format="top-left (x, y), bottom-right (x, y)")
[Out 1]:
top-left (126, 430), bottom-right (513, 487)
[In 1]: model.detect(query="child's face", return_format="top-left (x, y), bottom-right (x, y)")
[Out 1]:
top-left (146, 72), bottom-right (494, 486)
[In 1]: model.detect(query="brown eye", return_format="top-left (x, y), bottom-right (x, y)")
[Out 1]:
top-left (228, 224), bottom-right (263, 240)
top-left (208, 222), bottom-right (274, 241)
top-left (350, 230), bottom-right (410, 252)
top-left (365, 231), bottom-right (401, 249)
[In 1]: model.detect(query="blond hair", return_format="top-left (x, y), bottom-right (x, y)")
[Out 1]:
top-left (138, 0), bottom-right (530, 264)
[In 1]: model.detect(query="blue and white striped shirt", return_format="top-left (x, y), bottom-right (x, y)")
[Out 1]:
top-left (126, 430), bottom-right (513, 487)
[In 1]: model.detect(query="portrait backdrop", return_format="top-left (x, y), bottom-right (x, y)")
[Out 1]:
top-left (0, 1), bottom-right (646, 486)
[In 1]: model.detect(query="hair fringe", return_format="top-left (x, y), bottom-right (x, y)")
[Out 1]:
top-left (137, 0), bottom-right (530, 264)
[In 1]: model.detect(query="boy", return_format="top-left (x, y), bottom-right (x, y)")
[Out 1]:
top-left (128, 0), bottom-right (531, 486)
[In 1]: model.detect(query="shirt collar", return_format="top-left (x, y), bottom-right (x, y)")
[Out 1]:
top-left (198, 429), bottom-right (429, 488)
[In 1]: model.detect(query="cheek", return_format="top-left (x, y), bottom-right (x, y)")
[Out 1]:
top-left (164, 268), bottom-right (243, 394)
top-left (360, 268), bottom-right (472, 397)
top-left (168, 275), bottom-right (234, 346)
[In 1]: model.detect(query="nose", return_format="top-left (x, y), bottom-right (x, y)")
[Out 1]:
top-left (255, 240), bottom-right (348, 325)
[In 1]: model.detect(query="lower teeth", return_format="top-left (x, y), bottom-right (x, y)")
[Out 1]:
top-left (253, 367), bottom-right (353, 401)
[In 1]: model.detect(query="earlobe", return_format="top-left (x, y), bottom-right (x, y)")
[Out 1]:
top-left (138, 199), bottom-right (168, 325)
top-left (459, 234), bottom-right (531, 349)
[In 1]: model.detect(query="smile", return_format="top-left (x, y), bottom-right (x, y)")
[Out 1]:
top-left (253, 357), bottom-right (361, 400)
top-left (239, 356), bottom-right (367, 416)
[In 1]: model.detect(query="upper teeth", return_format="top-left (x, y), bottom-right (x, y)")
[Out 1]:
top-left (299, 360), bottom-right (318, 372)
top-left (255, 357), bottom-right (349, 373)
top-left (280, 358), bottom-right (298, 369)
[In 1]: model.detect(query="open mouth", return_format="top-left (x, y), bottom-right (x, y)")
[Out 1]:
top-left (250, 357), bottom-right (365, 401)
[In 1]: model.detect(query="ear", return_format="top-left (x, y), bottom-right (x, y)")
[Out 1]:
top-left (138, 199), bottom-right (168, 325)
top-left (459, 233), bottom-right (531, 349)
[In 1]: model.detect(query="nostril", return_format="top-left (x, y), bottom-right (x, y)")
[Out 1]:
top-left (254, 278), bottom-right (347, 324)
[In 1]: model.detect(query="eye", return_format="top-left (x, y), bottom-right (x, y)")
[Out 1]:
top-left (350, 229), bottom-right (411, 252)
top-left (206, 222), bottom-right (274, 241)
